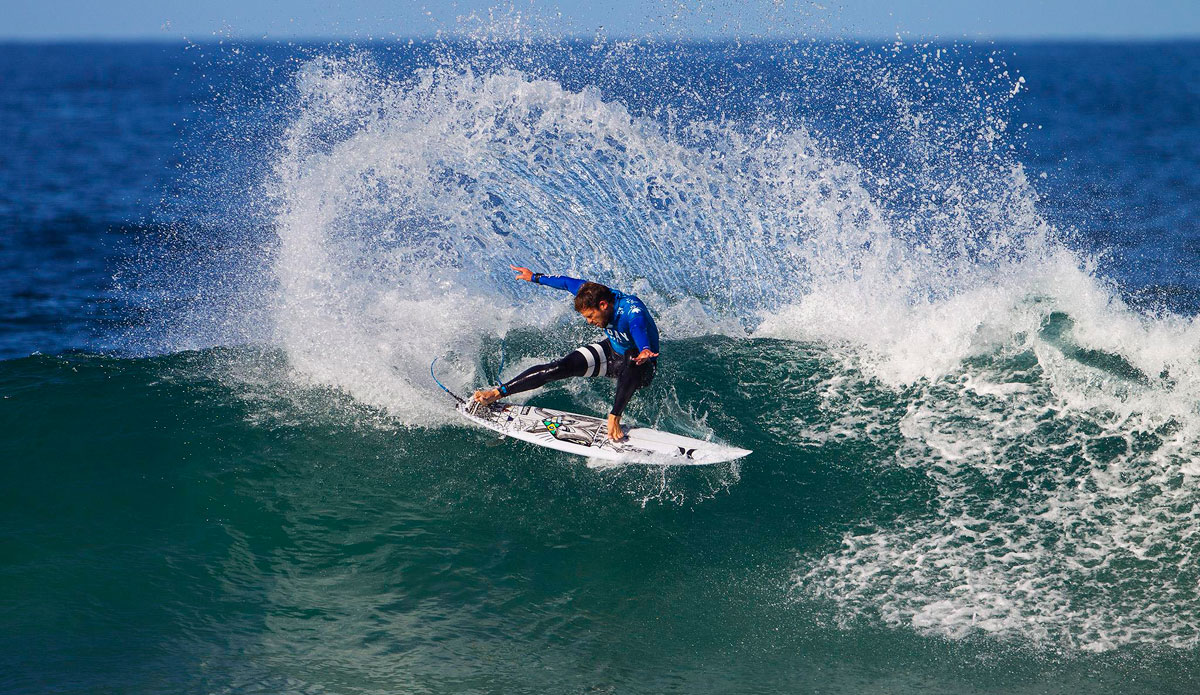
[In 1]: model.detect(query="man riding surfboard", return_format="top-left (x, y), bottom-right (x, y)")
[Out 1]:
top-left (473, 265), bottom-right (660, 441)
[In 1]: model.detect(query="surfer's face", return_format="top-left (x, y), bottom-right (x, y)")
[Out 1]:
top-left (579, 301), bottom-right (611, 327)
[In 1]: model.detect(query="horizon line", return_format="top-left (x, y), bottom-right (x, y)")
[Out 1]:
top-left (2, 32), bottom-right (1198, 45)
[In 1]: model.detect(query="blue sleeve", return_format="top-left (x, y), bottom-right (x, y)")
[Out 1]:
top-left (534, 275), bottom-right (586, 295)
top-left (628, 307), bottom-right (655, 353)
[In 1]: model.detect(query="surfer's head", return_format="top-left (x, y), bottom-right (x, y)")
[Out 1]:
top-left (574, 282), bottom-right (615, 327)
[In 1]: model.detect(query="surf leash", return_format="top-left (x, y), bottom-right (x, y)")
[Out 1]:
top-left (429, 357), bottom-right (466, 404)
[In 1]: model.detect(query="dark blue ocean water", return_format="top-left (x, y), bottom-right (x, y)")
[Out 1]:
top-left (2, 39), bottom-right (1200, 693)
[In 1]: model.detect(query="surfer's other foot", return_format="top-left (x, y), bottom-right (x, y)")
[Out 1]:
top-left (606, 414), bottom-right (625, 441)
top-left (473, 388), bottom-right (502, 405)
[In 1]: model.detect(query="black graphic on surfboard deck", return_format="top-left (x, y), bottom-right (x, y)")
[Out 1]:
top-left (532, 418), bottom-right (601, 447)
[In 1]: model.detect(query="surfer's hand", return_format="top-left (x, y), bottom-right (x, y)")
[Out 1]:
top-left (634, 349), bottom-right (658, 365)
top-left (607, 414), bottom-right (625, 441)
top-left (510, 265), bottom-right (534, 282)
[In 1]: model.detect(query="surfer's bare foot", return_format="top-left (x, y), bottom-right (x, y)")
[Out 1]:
top-left (606, 414), bottom-right (625, 441)
top-left (473, 388), bottom-right (502, 405)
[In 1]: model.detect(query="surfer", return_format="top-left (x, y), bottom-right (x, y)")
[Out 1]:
top-left (473, 265), bottom-right (660, 441)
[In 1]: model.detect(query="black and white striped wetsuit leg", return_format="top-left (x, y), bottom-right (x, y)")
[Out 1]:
top-left (572, 341), bottom-right (613, 378)
top-left (497, 342), bottom-right (613, 398)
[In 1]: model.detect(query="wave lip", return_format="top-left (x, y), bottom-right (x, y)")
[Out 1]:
top-left (268, 56), bottom-right (903, 420)
top-left (267, 49), bottom-right (1051, 416)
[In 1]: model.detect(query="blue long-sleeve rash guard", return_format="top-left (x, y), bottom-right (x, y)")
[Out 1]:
top-left (534, 275), bottom-right (660, 357)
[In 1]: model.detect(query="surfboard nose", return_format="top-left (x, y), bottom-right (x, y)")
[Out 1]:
top-left (693, 446), bottom-right (751, 464)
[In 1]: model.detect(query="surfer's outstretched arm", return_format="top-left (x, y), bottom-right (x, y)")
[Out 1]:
top-left (510, 265), bottom-right (585, 294)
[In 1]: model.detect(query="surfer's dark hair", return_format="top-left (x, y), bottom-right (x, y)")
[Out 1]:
top-left (574, 282), bottom-right (615, 311)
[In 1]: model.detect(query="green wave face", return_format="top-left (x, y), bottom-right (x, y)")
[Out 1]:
top-left (5, 331), bottom-right (1200, 692)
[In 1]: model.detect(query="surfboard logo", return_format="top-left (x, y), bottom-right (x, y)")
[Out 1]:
top-left (538, 418), bottom-right (596, 446)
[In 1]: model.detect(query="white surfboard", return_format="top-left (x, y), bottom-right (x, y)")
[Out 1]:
top-left (457, 400), bottom-right (751, 465)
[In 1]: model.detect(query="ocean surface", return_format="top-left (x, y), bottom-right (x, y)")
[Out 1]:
top-left (2, 36), bottom-right (1200, 693)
